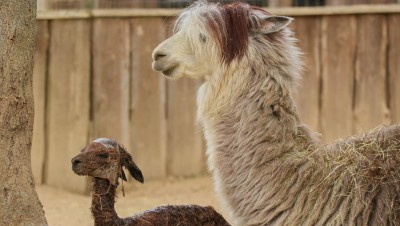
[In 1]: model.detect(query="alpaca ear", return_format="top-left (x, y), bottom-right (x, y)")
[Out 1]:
top-left (125, 159), bottom-right (144, 184)
top-left (120, 168), bottom-right (127, 182)
top-left (255, 16), bottom-right (293, 34)
top-left (118, 144), bottom-right (144, 183)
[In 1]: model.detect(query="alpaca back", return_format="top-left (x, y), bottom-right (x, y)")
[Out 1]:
top-left (127, 205), bottom-right (231, 226)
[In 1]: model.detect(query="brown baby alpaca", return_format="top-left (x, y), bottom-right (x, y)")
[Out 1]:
top-left (72, 138), bottom-right (230, 226)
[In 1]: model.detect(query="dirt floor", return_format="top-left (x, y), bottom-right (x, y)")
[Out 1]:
top-left (37, 175), bottom-right (232, 226)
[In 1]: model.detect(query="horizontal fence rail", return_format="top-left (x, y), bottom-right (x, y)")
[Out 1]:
top-left (32, 7), bottom-right (400, 193)
top-left (37, 0), bottom-right (400, 11)
top-left (36, 4), bottom-right (400, 19)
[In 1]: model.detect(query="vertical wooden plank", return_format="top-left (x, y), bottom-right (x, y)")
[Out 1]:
top-left (45, 20), bottom-right (90, 193)
top-left (92, 19), bottom-right (130, 147)
top-left (292, 16), bottom-right (321, 133)
top-left (32, 21), bottom-right (49, 184)
top-left (98, 0), bottom-right (145, 8)
top-left (131, 18), bottom-right (167, 179)
top-left (268, 0), bottom-right (292, 7)
top-left (370, 0), bottom-right (397, 3)
top-left (354, 15), bottom-right (389, 135)
top-left (351, 0), bottom-right (371, 4)
top-left (37, 0), bottom-right (47, 10)
top-left (320, 15), bottom-right (356, 143)
top-left (144, 1), bottom-right (158, 7)
top-left (326, 0), bottom-right (349, 5)
top-left (167, 79), bottom-right (205, 176)
top-left (388, 14), bottom-right (400, 124)
top-left (163, 18), bottom-right (205, 176)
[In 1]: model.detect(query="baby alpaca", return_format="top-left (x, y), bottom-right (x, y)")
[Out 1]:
top-left (71, 138), bottom-right (230, 226)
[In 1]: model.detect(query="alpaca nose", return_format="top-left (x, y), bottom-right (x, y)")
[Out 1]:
top-left (72, 158), bottom-right (81, 167)
top-left (153, 51), bottom-right (167, 61)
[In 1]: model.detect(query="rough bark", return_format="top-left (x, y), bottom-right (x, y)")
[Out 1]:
top-left (0, 0), bottom-right (48, 225)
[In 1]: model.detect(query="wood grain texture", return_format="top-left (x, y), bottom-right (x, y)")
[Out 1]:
top-left (268, 0), bottom-right (292, 7)
top-left (320, 15), bottom-right (356, 143)
top-left (164, 18), bottom-right (205, 176)
top-left (32, 21), bottom-right (49, 184)
top-left (36, 6), bottom-right (400, 19)
top-left (167, 78), bottom-right (205, 176)
top-left (130, 18), bottom-right (167, 179)
top-left (92, 19), bottom-right (130, 146)
top-left (98, 0), bottom-right (145, 8)
top-left (326, 0), bottom-right (349, 5)
top-left (370, 0), bottom-right (397, 3)
top-left (354, 15), bottom-right (390, 135)
top-left (388, 14), bottom-right (400, 124)
top-left (292, 16), bottom-right (322, 133)
top-left (45, 20), bottom-right (91, 193)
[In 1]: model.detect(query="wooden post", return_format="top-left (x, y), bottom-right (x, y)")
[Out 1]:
top-left (45, 20), bottom-right (91, 193)
top-left (320, 15), bottom-right (356, 143)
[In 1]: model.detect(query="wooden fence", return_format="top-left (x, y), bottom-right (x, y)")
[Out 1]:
top-left (32, 5), bottom-right (400, 193)
top-left (36, 0), bottom-right (400, 11)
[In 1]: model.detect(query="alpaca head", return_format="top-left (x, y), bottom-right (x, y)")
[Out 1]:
top-left (152, 1), bottom-right (293, 80)
top-left (71, 138), bottom-right (144, 185)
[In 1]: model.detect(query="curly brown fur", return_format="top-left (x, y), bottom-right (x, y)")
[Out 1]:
top-left (71, 138), bottom-right (230, 226)
top-left (151, 1), bottom-right (400, 225)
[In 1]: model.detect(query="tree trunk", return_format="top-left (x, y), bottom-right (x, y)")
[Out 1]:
top-left (0, 1), bottom-right (48, 225)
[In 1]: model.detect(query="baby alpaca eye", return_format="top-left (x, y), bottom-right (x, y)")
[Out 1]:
top-left (199, 33), bottom-right (206, 43)
top-left (98, 153), bottom-right (109, 159)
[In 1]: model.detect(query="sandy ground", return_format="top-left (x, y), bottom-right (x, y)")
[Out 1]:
top-left (37, 175), bottom-right (232, 226)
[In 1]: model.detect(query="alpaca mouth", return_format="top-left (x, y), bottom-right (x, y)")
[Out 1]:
top-left (72, 166), bottom-right (86, 175)
top-left (162, 65), bottom-right (178, 77)
top-left (72, 166), bottom-right (80, 174)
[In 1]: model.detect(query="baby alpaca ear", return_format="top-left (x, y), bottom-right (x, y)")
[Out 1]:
top-left (119, 144), bottom-right (144, 183)
top-left (126, 159), bottom-right (144, 184)
top-left (120, 168), bottom-right (127, 182)
top-left (255, 16), bottom-right (293, 34)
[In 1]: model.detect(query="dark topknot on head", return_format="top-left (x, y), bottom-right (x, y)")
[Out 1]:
top-left (177, 1), bottom-right (273, 64)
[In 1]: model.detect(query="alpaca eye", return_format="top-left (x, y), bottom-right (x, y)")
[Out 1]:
top-left (199, 33), bottom-right (206, 43)
top-left (98, 153), bottom-right (109, 159)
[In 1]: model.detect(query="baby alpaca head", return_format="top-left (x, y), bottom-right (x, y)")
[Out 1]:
top-left (71, 138), bottom-right (144, 185)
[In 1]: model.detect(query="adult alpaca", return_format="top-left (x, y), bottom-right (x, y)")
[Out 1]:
top-left (152, 1), bottom-right (400, 225)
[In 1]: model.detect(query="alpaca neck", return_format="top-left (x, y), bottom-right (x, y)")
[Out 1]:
top-left (198, 60), bottom-right (319, 224)
top-left (91, 177), bottom-right (123, 226)
top-left (199, 63), bottom-right (317, 161)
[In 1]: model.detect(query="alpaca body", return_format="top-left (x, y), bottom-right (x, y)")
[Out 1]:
top-left (152, 1), bottom-right (400, 225)
top-left (91, 177), bottom-right (230, 226)
top-left (199, 64), bottom-right (400, 225)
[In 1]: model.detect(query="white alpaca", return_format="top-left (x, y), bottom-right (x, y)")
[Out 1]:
top-left (152, 1), bottom-right (400, 225)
